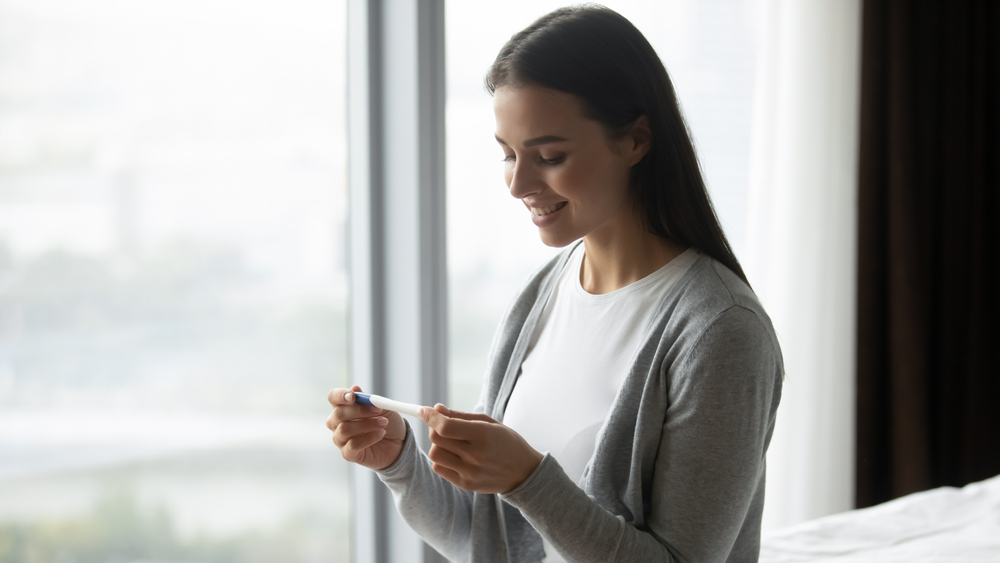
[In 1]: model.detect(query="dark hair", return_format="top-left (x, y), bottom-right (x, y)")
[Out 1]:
top-left (486, 4), bottom-right (750, 287)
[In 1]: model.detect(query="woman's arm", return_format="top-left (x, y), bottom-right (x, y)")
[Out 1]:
top-left (498, 306), bottom-right (779, 562)
top-left (327, 387), bottom-right (477, 561)
top-left (375, 421), bottom-right (478, 562)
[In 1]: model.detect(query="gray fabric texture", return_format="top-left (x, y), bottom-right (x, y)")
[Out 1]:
top-left (376, 244), bottom-right (784, 563)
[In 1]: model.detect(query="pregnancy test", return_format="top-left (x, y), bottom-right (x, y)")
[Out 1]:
top-left (354, 392), bottom-right (425, 418)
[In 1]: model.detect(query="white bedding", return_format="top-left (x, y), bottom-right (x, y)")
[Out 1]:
top-left (760, 474), bottom-right (1000, 562)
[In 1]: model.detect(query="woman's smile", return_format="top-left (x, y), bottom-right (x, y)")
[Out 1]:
top-left (528, 200), bottom-right (569, 227)
top-left (529, 201), bottom-right (568, 217)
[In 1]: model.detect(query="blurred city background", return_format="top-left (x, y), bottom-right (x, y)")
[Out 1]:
top-left (0, 0), bottom-right (350, 561)
top-left (0, 0), bottom-right (755, 561)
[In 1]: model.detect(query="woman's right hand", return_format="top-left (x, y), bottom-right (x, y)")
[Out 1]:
top-left (327, 385), bottom-right (407, 470)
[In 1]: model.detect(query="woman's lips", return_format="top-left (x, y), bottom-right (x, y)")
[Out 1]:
top-left (529, 201), bottom-right (567, 227)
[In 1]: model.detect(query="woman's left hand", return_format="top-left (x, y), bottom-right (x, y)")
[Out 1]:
top-left (420, 404), bottom-right (544, 494)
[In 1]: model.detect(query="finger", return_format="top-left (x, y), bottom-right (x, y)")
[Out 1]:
top-left (427, 442), bottom-right (465, 470)
top-left (333, 417), bottom-right (389, 447)
top-left (422, 408), bottom-right (483, 440)
top-left (332, 385), bottom-right (386, 422)
top-left (326, 385), bottom-right (376, 429)
top-left (328, 386), bottom-right (365, 406)
top-left (433, 404), bottom-right (497, 423)
top-left (331, 403), bottom-right (385, 425)
top-left (428, 427), bottom-right (471, 453)
top-left (341, 429), bottom-right (387, 461)
top-left (427, 427), bottom-right (473, 463)
top-left (430, 462), bottom-right (465, 489)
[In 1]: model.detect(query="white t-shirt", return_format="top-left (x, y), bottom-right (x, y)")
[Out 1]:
top-left (503, 244), bottom-right (697, 562)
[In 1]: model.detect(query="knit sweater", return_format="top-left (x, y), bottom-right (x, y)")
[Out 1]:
top-left (377, 244), bottom-right (784, 562)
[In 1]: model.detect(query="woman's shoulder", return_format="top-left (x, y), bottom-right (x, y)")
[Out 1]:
top-left (675, 253), bottom-right (760, 312)
top-left (662, 252), bottom-right (779, 353)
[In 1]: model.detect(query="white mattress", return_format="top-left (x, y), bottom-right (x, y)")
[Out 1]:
top-left (760, 474), bottom-right (1000, 562)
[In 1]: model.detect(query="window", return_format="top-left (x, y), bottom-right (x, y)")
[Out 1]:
top-left (0, 1), bottom-right (350, 560)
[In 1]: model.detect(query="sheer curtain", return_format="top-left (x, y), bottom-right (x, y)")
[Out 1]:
top-left (745, 0), bottom-right (863, 531)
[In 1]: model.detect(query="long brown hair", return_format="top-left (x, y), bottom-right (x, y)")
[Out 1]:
top-left (485, 5), bottom-right (750, 287)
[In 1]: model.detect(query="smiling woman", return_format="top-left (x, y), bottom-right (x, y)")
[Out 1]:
top-left (445, 1), bottom-right (760, 420)
top-left (329, 5), bottom-right (781, 563)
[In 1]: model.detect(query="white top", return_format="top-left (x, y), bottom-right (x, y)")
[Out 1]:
top-left (503, 244), bottom-right (697, 563)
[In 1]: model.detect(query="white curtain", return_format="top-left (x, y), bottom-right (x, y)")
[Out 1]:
top-left (744, 0), bottom-right (863, 531)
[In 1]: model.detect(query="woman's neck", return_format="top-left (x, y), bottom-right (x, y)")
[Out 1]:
top-left (579, 220), bottom-right (686, 295)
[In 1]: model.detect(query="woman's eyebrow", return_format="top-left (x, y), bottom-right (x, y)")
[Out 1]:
top-left (494, 134), bottom-right (570, 147)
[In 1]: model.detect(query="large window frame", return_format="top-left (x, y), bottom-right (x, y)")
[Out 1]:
top-left (347, 1), bottom-right (447, 562)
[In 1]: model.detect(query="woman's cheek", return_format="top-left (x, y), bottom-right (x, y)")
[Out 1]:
top-left (551, 168), bottom-right (584, 199)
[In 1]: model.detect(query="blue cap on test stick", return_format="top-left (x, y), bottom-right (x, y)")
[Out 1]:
top-left (348, 392), bottom-right (425, 418)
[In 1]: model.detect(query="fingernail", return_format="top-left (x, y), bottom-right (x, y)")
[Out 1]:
top-left (377, 417), bottom-right (388, 426)
top-left (344, 392), bottom-right (353, 402)
top-left (377, 429), bottom-right (386, 437)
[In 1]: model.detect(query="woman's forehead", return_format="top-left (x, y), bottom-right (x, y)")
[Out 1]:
top-left (493, 86), bottom-right (592, 143)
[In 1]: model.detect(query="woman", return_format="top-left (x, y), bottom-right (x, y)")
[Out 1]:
top-left (327, 6), bottom-right (783, 562)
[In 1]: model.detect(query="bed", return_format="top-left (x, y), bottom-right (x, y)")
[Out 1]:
top-left (760, 474), bottom-right (1000, 562)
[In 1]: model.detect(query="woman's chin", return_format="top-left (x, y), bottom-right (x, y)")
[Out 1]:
top-left (538, 229), bottom-right (579, 249)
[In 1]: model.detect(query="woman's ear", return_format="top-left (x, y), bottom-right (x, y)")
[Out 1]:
top-left (627, 115), bottom-right (652, 166)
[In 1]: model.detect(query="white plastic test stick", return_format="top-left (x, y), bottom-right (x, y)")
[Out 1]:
top-left (354, 392), bottom-right (425, 418)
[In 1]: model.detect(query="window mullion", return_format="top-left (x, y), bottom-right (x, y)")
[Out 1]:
top-left (348, 1), bottom-right (447, 562)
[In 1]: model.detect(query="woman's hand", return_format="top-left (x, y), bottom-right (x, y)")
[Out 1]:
top-left (327, 385), bottom-right (407, 470)
top-left (420, 404), bottom-right (544, 494)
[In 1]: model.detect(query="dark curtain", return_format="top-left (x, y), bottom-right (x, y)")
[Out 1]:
top-left (856, 0), bottom-right (1000, 508)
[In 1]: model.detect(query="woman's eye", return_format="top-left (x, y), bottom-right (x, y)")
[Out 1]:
top-left (500, 154), bottom-right (563, 165)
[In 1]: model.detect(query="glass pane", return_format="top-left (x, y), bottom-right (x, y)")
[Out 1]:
top-left (446, 0), bottom-right (757, 410)
top-left (0, 1), bottom-right (350, 561)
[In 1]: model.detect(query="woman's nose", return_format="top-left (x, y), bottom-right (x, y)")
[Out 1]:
top-left (507, 162), bottom-right (539, 200)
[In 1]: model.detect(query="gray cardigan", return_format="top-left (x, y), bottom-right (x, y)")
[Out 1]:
top-left (377, 245), bottom-right (784, 563)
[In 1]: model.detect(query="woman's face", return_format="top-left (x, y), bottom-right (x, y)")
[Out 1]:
top-left (493, 85), bottom-right (648, 248)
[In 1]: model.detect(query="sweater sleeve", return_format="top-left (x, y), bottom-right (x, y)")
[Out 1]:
top-left (376, 421), bottom-right (477, 562)
top-left (500, 305), bottom-right (780, 563)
